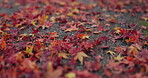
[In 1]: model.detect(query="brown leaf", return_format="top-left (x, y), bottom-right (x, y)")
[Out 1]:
top-left (65, 25), bottom-right (78, 32)
top-left (47, 62), bottom-right (62, 78)
top-left (74, 52), bottom-right (89, 64)
top-left (128, 45), bottom-right (139, 55)
top-left (58, 52), bottom-right (70, 59)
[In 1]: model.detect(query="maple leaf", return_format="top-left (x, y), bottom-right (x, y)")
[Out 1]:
top-left (107, 17), bottom-right (116, 23)
top-left (106, 50), bottom-right (116, 56)
top-left (0, 38), bottom-right (6, 49)
top-left (128, 45), bottom-right (139, 55)
top-left (133, 43), bottom-right (142, 50)
top-left (114, 46), bottom-right (122, 53)
top-left (113, 27), bottom-right (121, 34)
top-left (47, 62), bottom-right (62, 78)
top-left (82, 35), bottom-right (89, 39)
top-left (24, 45), bottom-right (34, 55)
top-left (50, 17), bottom-right (56, 23)
top-left (50, 31), bottom-right (59, 38)
top-left (39, 15), bottom-right (48, 25)
top-left (104, 69), bottom-right (112, 77)
top-left (67, 12), bottom-right (75, 17)
top-left (74, 52), bottom-right (89, 64)
top-left (76, 34), bottom-right (89, 39)
top-left (114, 54), bottom-right (124, 61)
top-left (65, 25), bottom-right (78, 32)
top-left (58, 52), bottom-right (70, 59)
top-left (65, 72), bottom-right (76, 78)
top-left (15, 52), bottom-right (24, 61)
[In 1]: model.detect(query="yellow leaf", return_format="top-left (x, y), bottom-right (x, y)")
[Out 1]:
top-left (24, 45), bottom-right (34, 55)
top-left (67, 12), bottom-right (75, 17)
top-left (65, 72), bottom-right (76, 78)
top-left (39, 15), bottom-right (48, 24)
top-left (73, 8), bottom-right (79, 13)
top-left (59, 2), bottom-right (66, 5)
top-left (71, 2), bottom-right (79, 6)
top-left (128, 45), bottom-right (138, 55)
top-left (106, 50), bottom-right (116, 55)
top-left (82, 34), bottom-right (89, 39)
top-left (47, 62), bottom-right (53, 72)
top-left (74, 52), bottom-right (89, 64)
top-left (50, 17), bottom-right (56, 22)
top-left (114, 54), bottom-right (124, 61)
top-left (134, 43), bottom-right (142, 50)
top-left (31, 20), bottom-right (37, 26)
top-left (58, 52), bottom-right (70, 59)
top-left (113, 27), bottom-right (120, 30)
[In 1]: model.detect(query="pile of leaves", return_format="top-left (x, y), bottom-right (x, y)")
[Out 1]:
top-left (0, 0), bottom-right (148, 78)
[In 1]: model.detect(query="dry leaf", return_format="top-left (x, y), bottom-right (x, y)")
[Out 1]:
top-left (74, 52), bottom-right (89, 64)
top-left (65, 72), bottom-right (76, 78)
top-left (128, 45), bottom-right (139, 55)
top-left (0, 38), bottom-right (6, 49)
top-left (24, 45), bottom-right (34, 55)
top-left (114, 54), bottom-right (124, 61)
top-left (107, 50), bottom-right (116, 56)
top-left (58, 52), bottom-right (70, 59)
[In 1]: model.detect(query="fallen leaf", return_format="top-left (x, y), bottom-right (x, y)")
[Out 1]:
top-left (65, 25), bottom-right (78, 32)
top-left (39, 15), bottom-right (48, 25)
top-left (24, 45), bottom-right (34, 55)
top-left (107, 50), bottom-right (116, 56)
top-left (128, 45), bottom-right (139, 55)
top-left (47, 62), bottom-right (62, 78)
top-left (114, 46), bottom-right (122, 53)
top-left (82, 35), bottom-right (89, 39)
top-left (58, 52), bottom-right (70, 59)
top-left (0, 38), bottom-right (6, 49)
top-left (65, 72), bottom-right (76, 78)
top-left (74, 52), bottom-right (89, 64)
top-left (107, 18), bottom-right (116, 23)
top-left (104, 69), bottom-right (112, 77)
top-left (114, 54), bottom-right (124, 61)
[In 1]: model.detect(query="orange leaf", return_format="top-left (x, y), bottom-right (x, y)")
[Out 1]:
top-left (65, 25), bottom-right (78, 32)
top-left (58, 52), bottom-right (70, 59)
top-left (74, 52), bottom-right (89, 64)
top-left (115, 46), bottom-right (121, 53)
top-left (1, 38), bottom-right (6, 49)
